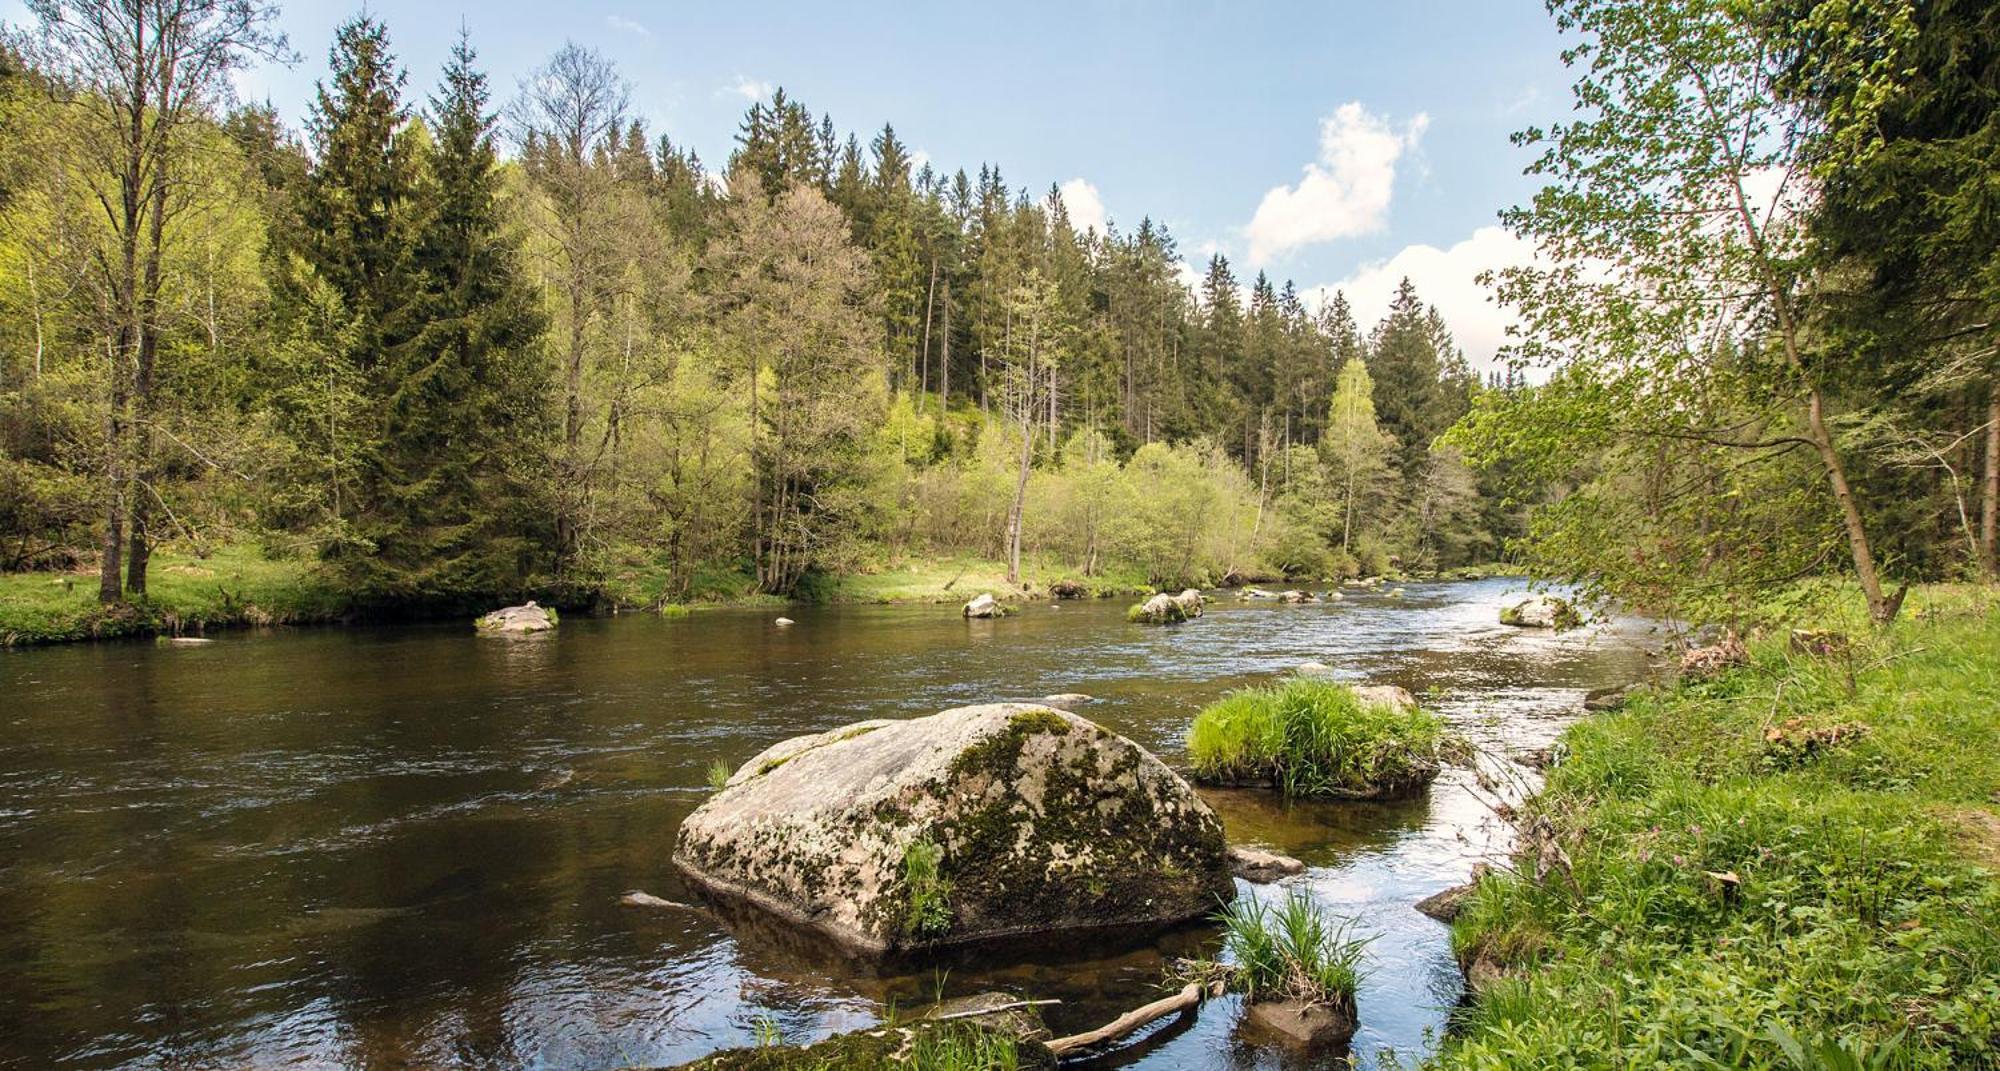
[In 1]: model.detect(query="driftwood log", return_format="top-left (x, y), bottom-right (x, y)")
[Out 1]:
top-left (1046, 978), bottom-right (1226, 1056)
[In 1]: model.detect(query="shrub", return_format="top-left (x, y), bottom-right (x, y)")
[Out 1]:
top-left (1187, 677), bottom-right (1456, 799)
top-left (902, 838), bottom-right (953, 939)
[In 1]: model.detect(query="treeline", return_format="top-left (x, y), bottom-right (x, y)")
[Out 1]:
top-left (0, 2), bottom-right (1513, 611)
top-left (1447, 0), bottom-right (1999, 626)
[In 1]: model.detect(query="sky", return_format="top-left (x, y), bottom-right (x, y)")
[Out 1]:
top-left (0, 1), bottom-right (1578, 370)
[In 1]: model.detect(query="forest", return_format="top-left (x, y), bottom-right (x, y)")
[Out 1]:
top-left (0, 6), bottom-right (1525, 632)
top-left (9, 1), bottom-right (1986, 636)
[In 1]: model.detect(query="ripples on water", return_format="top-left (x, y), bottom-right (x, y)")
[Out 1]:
top-left (0, 578), bottom-right (1657, 1069)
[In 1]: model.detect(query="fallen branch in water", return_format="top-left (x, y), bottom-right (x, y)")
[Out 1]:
top-left (925, 998), bottom-right (1063, 1023)
top-left (1046, 978), bottom-right (1225, 1057)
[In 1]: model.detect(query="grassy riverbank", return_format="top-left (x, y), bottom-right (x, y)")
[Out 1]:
top-left (0, 545), bottom-right (350, 646)
top-left (1437, 585), bottom-right (2000, 1069)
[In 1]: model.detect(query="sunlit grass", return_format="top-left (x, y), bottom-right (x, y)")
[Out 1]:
top-left (1187, 676), bottom-right (1456, 798)
top-left (1218, 889), bottom-right (1368, 1006)
top-left (0, 543), bottom-right (346, 645)
top-left (1437, 585), bottom-right (2000, 1069)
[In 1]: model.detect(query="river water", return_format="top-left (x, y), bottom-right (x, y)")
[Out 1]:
top-left (0, 578), bottom-right (1655, 1070)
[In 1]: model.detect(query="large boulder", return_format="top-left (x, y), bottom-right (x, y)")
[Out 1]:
top-left (1129, 588), bottom-right (1204, 624)
top-left (1499, 594), bottom-right (1577, 630)
top-left (475, 601), bottom-right (556, 634)
top-left (674, 704), bottom-right (1233, 955)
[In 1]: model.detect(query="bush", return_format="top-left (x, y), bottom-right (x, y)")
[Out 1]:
top-left (1186, 677), bottom-right (1457, 798)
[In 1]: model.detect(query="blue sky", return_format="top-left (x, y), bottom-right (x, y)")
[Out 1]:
top-left (2, 1), bottom-right (1576, 365)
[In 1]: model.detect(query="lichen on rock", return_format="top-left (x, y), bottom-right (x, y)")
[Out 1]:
top-left (673, 703), bottom-right (1234, 955)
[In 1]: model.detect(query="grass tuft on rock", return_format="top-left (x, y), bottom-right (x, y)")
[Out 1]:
top-left (901, 838), bottom-right (953, 939)
top-left (1186, 677), bottom-right (1457, 798)
top-left (1218, 889), bottom-right (1368, 1006)
top-left (1436, 585), bottom-right (2000, 1070)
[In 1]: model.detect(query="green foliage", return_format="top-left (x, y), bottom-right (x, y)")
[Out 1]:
top-left (1186, 676), bottom-right (1455, 798)
top-left (705, 760), bottom-right (731, 791)
top-left (0, 543), bottom-right (346, 645)
top-left (901, 838), bottom-right (953, 940)
top-left (1436, 588), bottom-right (2000, 1070)
top-left (1218, 889), bottom-right (1368, 1005)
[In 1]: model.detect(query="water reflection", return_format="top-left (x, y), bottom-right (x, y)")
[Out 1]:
top-left (0, 579), bottom-right (1655, 1069)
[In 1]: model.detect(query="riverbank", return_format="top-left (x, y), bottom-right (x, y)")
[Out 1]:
top-left (1438, 584), bottom-right (2000, 1069)
top-left (3, 543), bottom-right (1516, 647)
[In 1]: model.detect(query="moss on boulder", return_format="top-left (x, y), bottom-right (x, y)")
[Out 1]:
top-left (674, 703), bottom-right (1233, 955)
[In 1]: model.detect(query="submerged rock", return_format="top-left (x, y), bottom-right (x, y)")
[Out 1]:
top-left (1227, 845), bottom-right (1306, 883)
top-left (1499, 594), bottom-right (1576, 630)
top-left (917, 991), bottom-right (1054, 1042)
top-left (475, 601), bottom-right (557, 634)
top-left (1129, 589), bottom-right (1204, 624)
top-left (1034, 693), bottom-right (1096, 710)
top-left (662, 1019), bottom-right (1055, 1070)
top-left (1294, 661), bottom-right (1334, 677)
top-left (963, 593), bottom-right (1003, 619)
top-left (674, 703), bottom-right (1233, 955)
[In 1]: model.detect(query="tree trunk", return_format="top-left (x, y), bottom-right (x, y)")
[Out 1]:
top-left (1981, 384), bottom-right (1999, 581)
top-left (939, 279), bottom-right (951, 412)
top-left (127, 162), bottom-right (170, 598)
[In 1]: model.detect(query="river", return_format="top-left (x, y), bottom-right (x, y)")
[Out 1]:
top-left (0, 578), bottom-right (1654, 1070)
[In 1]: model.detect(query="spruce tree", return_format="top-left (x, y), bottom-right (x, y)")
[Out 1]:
top-left (370, 32), bottom-right (550, 601)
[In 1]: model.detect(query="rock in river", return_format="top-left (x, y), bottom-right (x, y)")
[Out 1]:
top-left (1227, 845), bottom-right (1306, 883)
top-left (963, 593), bottom-right (1003, 619)
top-left (475, 601), bottom-right (557, 634)
top-left (1128, 589), bottom-right (1204, 624)
top-left (674, 703), bottom-right (1234, 955)
top-left (1499, 594), bottom-right (1576, 630)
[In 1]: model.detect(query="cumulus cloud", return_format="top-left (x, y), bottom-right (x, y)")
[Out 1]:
top-left (1246, 103), bottom-right (1429, 266)
top-left (1058, 178), bottom-right (1108, 236)
top-left (722, 75), bottom-right (773, 103)
top-left (605, 14), bottom-right (651, 38)
top-left (1302, 225), bottom-right (1539, 375)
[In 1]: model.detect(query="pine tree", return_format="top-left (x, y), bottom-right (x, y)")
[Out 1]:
top-left (361, 31), bottom-right (550, 601)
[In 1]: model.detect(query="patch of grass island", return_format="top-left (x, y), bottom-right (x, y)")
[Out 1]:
top-left (1186, 676), bottom-right (1463, 799)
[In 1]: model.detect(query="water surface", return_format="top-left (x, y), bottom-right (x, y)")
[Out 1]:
top-left (0, 578), bottom-right (1655, 1069)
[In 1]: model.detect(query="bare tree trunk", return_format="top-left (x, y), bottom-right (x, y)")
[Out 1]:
top-left (939, 279), bottom-right (951, 413)
top-left (919, 255), bottom-right (936, 412)
top-left (1981, 384), bottom-right (1999, 581)
top-left (127, 162), bottom-right (171, 598)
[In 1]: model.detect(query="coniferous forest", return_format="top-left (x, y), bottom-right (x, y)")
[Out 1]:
top-left (0, 6), bottom-right (1520, 632)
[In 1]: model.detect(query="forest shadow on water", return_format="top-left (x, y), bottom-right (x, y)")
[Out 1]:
top-left (0, 578), bottom-right (1657, 1069)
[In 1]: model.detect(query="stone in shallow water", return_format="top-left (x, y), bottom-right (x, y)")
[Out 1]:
top-left (475, 601), bottom-right (556, 633)
top-left (1227, 845), bottom-right (1306, 883)
top-left (674, 703), bottom-right (1233, 955)
top-left (1241, 998), bottom-right (1357, 1051)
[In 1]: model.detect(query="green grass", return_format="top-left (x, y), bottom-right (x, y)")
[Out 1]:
top-left (824, 554), bottom-right (1150, 606)
top-left (1187, 677), bottom-right (1458, 798)
top-left (1435, 585), bottom-right (2000, 1070)
top-left (0, 544), bottom-right (348, 645)
top-left (1218, 889), bottom-right (1369, 1006)
top-left (901, 838), bottom-right (953, 940)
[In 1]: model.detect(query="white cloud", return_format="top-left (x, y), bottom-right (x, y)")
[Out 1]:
top-left (1302, 225), bottom-right (1539, 375)
top-left (1058, 177), bottom-right (1108, 236)
top-left (722, 75), bottom-right (773, 103)
top-left (1245, 102), bottom-right (1429, 266)
top-left (605, 14), bottom-right (651, 38)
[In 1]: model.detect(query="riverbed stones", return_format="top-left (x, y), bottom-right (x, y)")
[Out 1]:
top-left (963, 593), bottom-right (1003, 618)
top-left (1499, 594), bottom-right (1576, 629)
top-left (674, 703), bottom-right (1234, 955)
top-left (1227, 845), bottom-right (1307, 883)
top-left (1130, 589), bottom-right (1204, 624)
top-left (474, 601), bottom-right (557, 634)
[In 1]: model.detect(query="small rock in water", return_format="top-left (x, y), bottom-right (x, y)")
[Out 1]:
top-left (157, 636), bottom-right (214, 646)
top-left (1294, 661), bottom-right (1334, 677)
top-left (1351, 684), bottom-right (1417, 713)
top-left (774, 617), bottom-right (795, 626)
top-left (1415, 864), bottom-right (1490, 922)
top-left (476, 600), bottom-right (557, 634)
top-left (963, 593), bottom-right (1003, 619)
top-left (1227, 845), bottom-right (1307, 883)
top-left (1242, 997), bottom-right (1357, 1050)
top-left (1035, 694), bottom-right (1096, 710)
top-left (620, 890), bottom-right (694, 911)
top-left (538, 768), bottom-right (575, 790)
